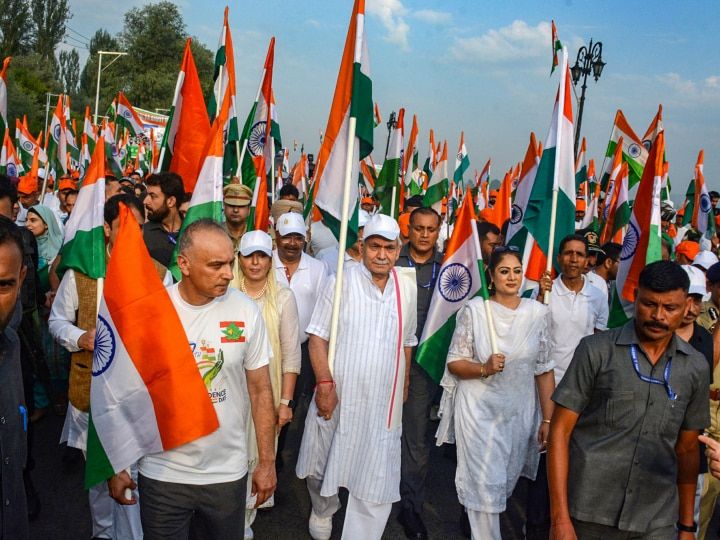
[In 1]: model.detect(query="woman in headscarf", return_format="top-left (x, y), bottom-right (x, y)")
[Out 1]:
top-left (25, 204), bottom-right (67, 417)
top-left (231, 229), bottom-right (301, 539)
top-left (436, 247), bottom-right (556, 540)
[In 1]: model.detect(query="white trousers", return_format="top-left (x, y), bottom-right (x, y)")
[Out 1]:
top-left (467, 509), bottom-right (501, 540)
top-left (306, 477), bottom-right (391, 540)
top-left (86, 456), bottom-right (142, 539)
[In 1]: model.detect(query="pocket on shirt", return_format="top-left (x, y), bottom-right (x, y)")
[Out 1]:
top-left (660, 397), bottom-right (688, 436)
top-left (604, 391), bottom-right (636, 428)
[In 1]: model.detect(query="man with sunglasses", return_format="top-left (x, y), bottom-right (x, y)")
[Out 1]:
top-left (548, 261), bottom-right (709, 540)
top-left (395, 206), bottom-right (443, 540)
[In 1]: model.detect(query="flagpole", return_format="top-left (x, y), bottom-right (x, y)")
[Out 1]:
top-left (470, 216), bottom-right (499, 354)
top-left (390, 186), bottom-right (396, 219)
top-left (327, 116), bottom-right (357, 376)
top-left (235, 68), bottom-right (265, 177)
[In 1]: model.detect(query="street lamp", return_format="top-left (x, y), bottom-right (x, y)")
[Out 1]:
top-left (570, 39), bottom-right (605, 157)
top-left (385, 110), bottom-right (397, 161)
top-left (94, 51), bottom-right (128, 125)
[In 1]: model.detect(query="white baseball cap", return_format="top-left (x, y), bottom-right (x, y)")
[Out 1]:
top-left (363, 213), bottom-right (400, 241)
top-left (239, 230), bottom-right (273, 258)
top-left (358, 209), bottom-right (371, 228)
top-left (681, 264), bottom-right (707, 296)
top-left (276, 212), bottom-right (306, 237)
top-left (693, 250), bottom-right (719, 272)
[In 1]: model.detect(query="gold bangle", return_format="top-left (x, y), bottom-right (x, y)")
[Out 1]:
top-left (480, 364), bottom-right (487, 378)
top-left (542, 419), bottom-right (551, 424)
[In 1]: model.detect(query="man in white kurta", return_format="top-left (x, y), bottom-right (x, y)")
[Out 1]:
top-left (296, 214), bottom-right (417, 540)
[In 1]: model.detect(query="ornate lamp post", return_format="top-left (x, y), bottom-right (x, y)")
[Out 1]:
top-left (571, 39), bottom-right (605, 157)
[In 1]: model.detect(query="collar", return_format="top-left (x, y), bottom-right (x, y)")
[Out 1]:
top-left (358, 262), bottom-right (396, 293)
top-left (615, 319), bottom-right (695, 357)
top-left (554, 274), bottom-right (590, 296)
top-left (399, 243), bottom-right (443, 265)
top-left (273, 250), bottom-right (308, 271)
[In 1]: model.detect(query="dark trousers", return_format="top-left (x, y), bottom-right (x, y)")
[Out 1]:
top-left (526, 453), bottom-right (551, 540)
top-left (399, 362), bottom-right (438, 513)
top-left (138, 474), bottom-right (247, 540)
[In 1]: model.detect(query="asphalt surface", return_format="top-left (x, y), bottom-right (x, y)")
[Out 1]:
top-left (27, 411), bottom-right (720, 539)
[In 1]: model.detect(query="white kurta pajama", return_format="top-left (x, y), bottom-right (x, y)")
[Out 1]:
top-left (436, 298), bottom-right (553, 539)
top-left (296, 264), bottom-right (417, 539)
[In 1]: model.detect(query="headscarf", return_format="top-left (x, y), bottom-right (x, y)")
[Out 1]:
top-left (28, 205), bottom-right (63, 266)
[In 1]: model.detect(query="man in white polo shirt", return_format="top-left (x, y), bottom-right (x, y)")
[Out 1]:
top-left (110, 219), bottom-right (277, 540)
top-left (528, 232), bottom-right (608, 538)
top-left (273, 212), bottom-right (328, 443)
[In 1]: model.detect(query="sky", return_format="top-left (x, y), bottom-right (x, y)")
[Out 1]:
top-left (64, 0), bottom-right (720, 202)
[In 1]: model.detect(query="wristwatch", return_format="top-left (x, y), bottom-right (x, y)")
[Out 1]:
top-left (676, 521), bottom-right (698, 533)
top-left (280, 398), bottom-right (295, 408)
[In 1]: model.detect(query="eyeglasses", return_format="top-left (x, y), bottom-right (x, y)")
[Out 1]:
top-left (492, 245), bottom-right (519, 253)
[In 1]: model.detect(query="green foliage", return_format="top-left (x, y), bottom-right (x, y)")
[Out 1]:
top-left (30, 0), bottom-right (70, 69)
top-left (0, 0), bottom-right (32, 57)
top-left (7, 53), bottom-right (61, 134)
top-left (58, 49), bottom-right (79, 94)
top-left (78, 29), bottom-right (121, 115)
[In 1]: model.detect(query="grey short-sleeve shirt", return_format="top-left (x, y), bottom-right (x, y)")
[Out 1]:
top-left (552, 320), bottom-right (710, 533)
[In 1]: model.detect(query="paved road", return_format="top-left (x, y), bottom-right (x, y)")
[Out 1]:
top-left (27, 411), bottom-right (720, 539)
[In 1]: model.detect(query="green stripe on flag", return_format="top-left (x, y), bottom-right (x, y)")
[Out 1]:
top-left (350, 63), bottom-right (373, 160)
top-left (416, 316), bottom-right (457, 384)
top-left (85, 411), bottom-right (114, 489)
top-left (318, 204), bottom-right (358, 249)
top-left (58, 228), bottom-right (106, 279)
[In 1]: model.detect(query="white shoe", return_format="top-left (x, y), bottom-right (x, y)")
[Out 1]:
top-left (244, 526), bottom-right (254, 540)
top-left (309, 510), bottom-right (333, 540)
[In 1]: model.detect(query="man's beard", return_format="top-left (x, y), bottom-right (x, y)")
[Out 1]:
top-left (147, 204), bottom-right (169, 223)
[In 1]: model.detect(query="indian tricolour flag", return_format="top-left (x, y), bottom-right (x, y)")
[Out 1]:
top-left (375, 108), bottom-right (404, 218)
top-left (0, 129), bottom-right (23, 177)
top-left (575, 136), bottom-right (587, 190)
top-left (0, 57), bottom-right (10, 136)
top-left (101, 121), bottom-right (124, 178)
top-left (85, 203), bottom-right (219, 488)
top-left (416, 192), bottom-right (486, 383)
top-left (239, 37), bottom-right (282, 188)
top-left (602, 109), bottom-right (647, 189)
top-left (403, 114), bottom-right (420, 196)
top-left (474, 158), bottom-right (491, 212)
top-left (247, 155), bottom-right (269, 233)
top-left (423, 140), bottom-right (448, 213)
top-left (453, 131), bottom-right (470, 190)
top-left (311, 0), bottom-right (373, 243)
top-left (168, 100), bottom-right (228, 280)
top-left (608, 131), bottom-right (664, 328)
top-left (522, 47), bottom-right (575, 273)
top-left (115, 92), bottom-right (145, 137)
top-left (157, 39), bottom-right (211, 193)
top-left (578, 159), bottom-right (600, 231)
top-left (692, 149), bottom-right (714, 237)
top-left (16, 117), bottom-right (45, 171)
top-left (58, 135), bottom-right (106, 279)
top-left (600, 161), bottom-right (630, 245)
top-left (47, 94), bottom-right (68, 179)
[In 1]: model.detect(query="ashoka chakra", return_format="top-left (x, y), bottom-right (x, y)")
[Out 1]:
top-left (92, 314), bottom-right (117, 376)
top-left (620, 221), bottom-right (639, 261)
top-left (248, 121), bottom-right (267, 157)
top-left (438, 263), bottom-right (472, 303)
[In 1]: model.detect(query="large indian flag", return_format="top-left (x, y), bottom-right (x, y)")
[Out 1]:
top-left (115, 92), bottom-right (145, 137)
top-left (608, 132), bottom-right (664, 328)
top-left (522, 47), bottom-right (575, 273)
top-left (85, 203), bottom-right (219, 488)
top-left (58, 135), bottom-right (106, 279)
top-left (158, 39), bottom-right (211, 192)
top-left (602, 109), bottom-right (647, 189)
top-left (416, 193), bottom-right (486, 383)
top-left (312, 0), bottom-right (373, 243)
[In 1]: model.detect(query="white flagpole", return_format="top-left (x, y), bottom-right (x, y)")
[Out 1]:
top-left (470, 209), bottom-right (499, 354)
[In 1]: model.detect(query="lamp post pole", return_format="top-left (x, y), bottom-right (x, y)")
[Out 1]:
top-left (571, 39), bottom-right (605, 158)
top-left (93, 51), bottom-right (128, 125)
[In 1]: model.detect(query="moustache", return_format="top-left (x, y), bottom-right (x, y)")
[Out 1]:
top-left (643, 321), bottom-right (669, 331)
top-left (371, 258), bottom-right (389, 265)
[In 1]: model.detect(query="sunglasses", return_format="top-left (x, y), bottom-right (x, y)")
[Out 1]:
top-left (492, 245), bottom-right (519, 253)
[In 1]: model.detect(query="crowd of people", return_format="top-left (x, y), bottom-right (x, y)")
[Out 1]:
top-left (1, 166), bottom-right (720, 540)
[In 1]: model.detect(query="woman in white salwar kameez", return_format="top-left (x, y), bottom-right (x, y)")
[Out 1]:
top-left (436, 247), bottom-right (556, 540)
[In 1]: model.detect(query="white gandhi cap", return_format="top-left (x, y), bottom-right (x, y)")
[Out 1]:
top-left (363, 213), bottom-right (400, 241)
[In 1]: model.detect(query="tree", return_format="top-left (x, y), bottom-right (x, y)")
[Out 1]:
top-left (58, 49), bottom-right (79, 94)
top-left (7, 53), bottom-right (61, 135)
top-left (78, 29), bottom-right (121, 112)
top-left (0, 0), bottom-right (32, 58)
top-left (115, 1), bottom-right (213, 110)
top-left (30, 0), bottom-right (70, 69)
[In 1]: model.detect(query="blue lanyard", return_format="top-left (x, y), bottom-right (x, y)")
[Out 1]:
top-left (630, 344), bottom-right (677, 401)
top-left (407, 257), bottom-right (438, 289)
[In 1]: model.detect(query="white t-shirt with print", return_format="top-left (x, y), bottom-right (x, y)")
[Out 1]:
top-left (139, 284), bottom-right (271, 485)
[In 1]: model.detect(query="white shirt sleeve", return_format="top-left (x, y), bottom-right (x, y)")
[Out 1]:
top-left (594, 290), bottom-right (609, 331)
top-left (306, 274), bottom-right (335, 341)
top-left (48, 270), bottom-right (85, 352)
top-left (243, 306), bottom-right (271, 371)
top-left (403, 283), bottom-right (418, 348)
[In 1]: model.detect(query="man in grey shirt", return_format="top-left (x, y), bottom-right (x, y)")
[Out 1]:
top-left (548, 261), bottom-right (709, 540)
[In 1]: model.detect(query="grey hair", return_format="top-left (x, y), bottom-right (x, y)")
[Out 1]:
top-left (177, 218), bottom-right (229, 255)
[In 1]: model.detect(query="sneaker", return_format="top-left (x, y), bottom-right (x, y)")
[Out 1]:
top-left (244, 527), bottom-right (254, 540)
top-left (309, 510), bottom-right (333, 540)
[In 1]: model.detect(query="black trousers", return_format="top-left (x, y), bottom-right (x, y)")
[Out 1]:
top-left (138, 474), bottom-right (247, 540)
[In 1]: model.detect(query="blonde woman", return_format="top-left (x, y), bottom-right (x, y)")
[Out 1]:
top-left (232, 230), bottom-right (301, 539)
